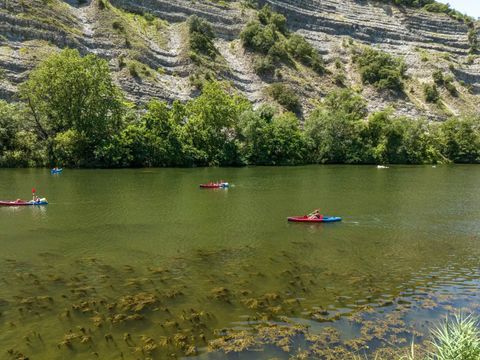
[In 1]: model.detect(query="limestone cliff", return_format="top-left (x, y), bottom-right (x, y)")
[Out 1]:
top-left (0, 0), bottom-right (478, 119)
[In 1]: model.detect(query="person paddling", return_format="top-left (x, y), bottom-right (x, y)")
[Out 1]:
top-left (308, 209), bottom-right (323, 220)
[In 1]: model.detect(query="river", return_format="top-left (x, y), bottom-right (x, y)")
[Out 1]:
top-left (0, 166), bottom-right (479, 359)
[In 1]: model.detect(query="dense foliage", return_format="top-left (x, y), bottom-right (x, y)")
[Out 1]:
top-left (1, 49), bottom-right (479, 168)
top-left (19, 48), bottom-right (124, 167)
top-left (378, 0), bottom-right (472, 22)
top-left (423, 83), bottom-right (440, 103)
top-left (267, 83), bottom-right (300, 113)
top-left (188, 15), bottom-right (216, 59)
top-left (353, 47), bottom-right (406, 91)
top-left (240, 5), bottom-right (325, 76)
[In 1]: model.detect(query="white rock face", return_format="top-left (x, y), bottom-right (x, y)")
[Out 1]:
top-left (0, 0), bottom-right (478, 119)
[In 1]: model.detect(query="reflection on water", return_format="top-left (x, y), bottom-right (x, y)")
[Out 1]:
top-left (0, 166), bottom-right (479, 359)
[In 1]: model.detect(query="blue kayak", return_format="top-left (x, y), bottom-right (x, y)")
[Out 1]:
top-left (51, 168), bottom-right (63, 174)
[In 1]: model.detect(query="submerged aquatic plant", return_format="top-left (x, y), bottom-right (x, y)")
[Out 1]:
top-left (353, 315), bottom-right (480, 360)
top-left (428, 314), bottom-right (480, 360)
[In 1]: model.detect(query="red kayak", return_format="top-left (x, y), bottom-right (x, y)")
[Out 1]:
top-left (288, 216), bottom-right (342, 223)
top-left (200, 182), bottom-right (229, 189)
top-left (0, 199), bottom-right (48, 206)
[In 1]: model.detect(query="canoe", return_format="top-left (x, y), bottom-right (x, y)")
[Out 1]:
top-left (51, 168), bottom-right (63, 174)
top-left (0, 200), bottom-right (48, 206)
top-left (287, 216), bottom-right (342, 223)
top-left (200, 183), bottom-right (229, 189)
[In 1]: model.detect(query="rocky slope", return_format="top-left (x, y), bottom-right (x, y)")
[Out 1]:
top-left (0, 0), bottom-right (479, 119)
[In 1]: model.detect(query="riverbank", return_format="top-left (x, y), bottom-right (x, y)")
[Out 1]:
top-left (2, 50), bottom-right (479, 169)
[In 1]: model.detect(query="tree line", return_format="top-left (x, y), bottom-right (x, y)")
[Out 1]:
top-left (0, 49), bottom-right (478, 167)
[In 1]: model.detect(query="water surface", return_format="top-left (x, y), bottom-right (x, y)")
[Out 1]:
top-left (0, 166), bottom-right (479, 359)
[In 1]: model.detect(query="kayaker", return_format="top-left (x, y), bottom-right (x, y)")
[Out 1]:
top-left (308, 209), bottom-right (322, 220)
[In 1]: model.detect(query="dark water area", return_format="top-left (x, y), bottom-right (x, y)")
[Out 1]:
top-left (0, 166), bottom-right (479, 359)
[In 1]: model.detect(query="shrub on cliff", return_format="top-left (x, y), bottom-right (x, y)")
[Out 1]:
top-left (286, 34), bottom-right (325, 74)
top-left (241, 5), bottom-right (324, 75)
top-left (424, 83), bottom-right (440, 103)
top-left (354, 47), bottom-right (406, 91)
top-left (241, 21), bottom-right (279, 54)
top-left (267, 83), bottom-right (300, 112)
top-left (188, 15), bottom-right (216, 59)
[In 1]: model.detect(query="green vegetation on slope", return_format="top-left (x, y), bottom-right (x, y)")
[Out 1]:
top-left (240, 5), bottom-right (325, 76)
top-left (353, 46), bottom-right (407, 92)
top-left (377, 0), bottom-right (473, 23)
top-left (187, 15), bottom-right (231, 90)
top-left (1, 49), bottom-right (479, 168)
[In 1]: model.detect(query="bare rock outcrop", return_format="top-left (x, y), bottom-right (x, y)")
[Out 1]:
top-left (0, 0), bottom-right (478, 119)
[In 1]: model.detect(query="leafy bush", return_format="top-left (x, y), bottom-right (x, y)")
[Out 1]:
top-left (437, 117), bottom-right (480, 163)
top-left (354, 47), bottom-right (406, 91)
top-left (424, 83), bottom-right (440, 103)
top-left (188, 16), bottom-right (216, 58)
top-left (286, 34), bottom-right (325, 74)
top-left (142, 12), bottom-right (155, 23)
top-left (267, 83), bottom-right (300, 112)
top-left (128, 62), bottom-right (139, 77)
top-left (468, 27), bottom-right (478, 54)
top-left (432, 71), bottom-right (458, 97)
top-left (97, 0), bottom-right (108, 10)
top-left (240, 5), bottom-right (324, 74)
top-left (305, 108), bottom-right (364, 164)
top-left (241, 22), bottom-right (278, 54)
top-left (258, 5), bottom-right (287, 34)
top-left (323, 88), bottom-right (367, 122)
top-left (445, 80), bottom-right (458, 96)
top-left (112, 20), bottom-right (124, 32)
top-left (253, 56), bottom-right (275, 75)
top-left (432, 69), bottom-right (444, 85)
top-left (377, 0), bottom-right (472, 22)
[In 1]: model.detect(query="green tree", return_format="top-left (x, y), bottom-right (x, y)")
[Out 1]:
top-left (0, 101), bottom-right (45, 167)
top-left (141, 100), bottom-right (183, 167)
top-left (237, 107), bottom-right (274, 165)
top-left (20, 48), bottom-right (124, 166)
top-left (269, 112), bottom-right (306, 165)
top-left (437, 117), bottom-right (480, 163)
top-left (305, 108), bottom-right (364, 164)
top-left (182, 81), bottom-right (251, 166)
top-left (323, 88), bottom-right (367, 122)
top-left (362, 110), bottom-right (444, 164)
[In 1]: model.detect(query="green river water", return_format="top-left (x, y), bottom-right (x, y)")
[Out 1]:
top-left (0, 166), bottom-right (479, 359)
